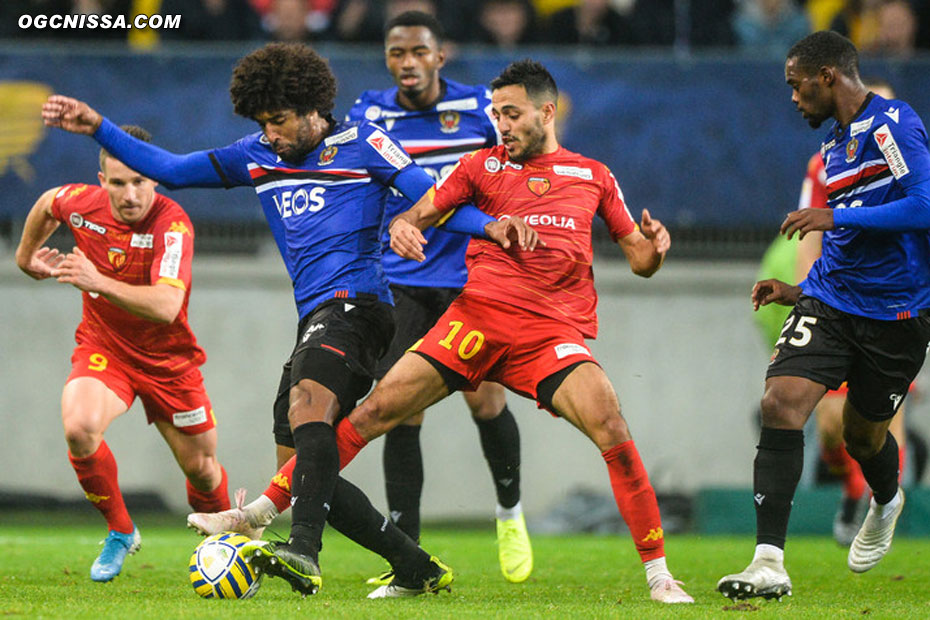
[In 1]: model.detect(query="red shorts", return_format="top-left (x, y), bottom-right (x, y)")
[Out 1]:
top-left (413, 293), bottom-right (597, 405)
top-left (68, 343), bottom-right (216, 435)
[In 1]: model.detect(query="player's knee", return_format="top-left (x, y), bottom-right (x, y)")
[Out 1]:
top-left (62, 418), bottom-right (102, 456)
top-left (760, 389), bottom-right (806, 428)
top-left (181, 452), bottom-right (219, 488)
top-left (586, 410), bottom-right (631, 449)
top-left (842, 427), bottom-right (882, 461)
top-left (468, 399), bottom-right (503, 421)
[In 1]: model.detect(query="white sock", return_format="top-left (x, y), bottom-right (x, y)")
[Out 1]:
top-left (644, 557), bottom-right (671, 589)
top-left (246, 495), bottom-right (279, 526)
top-left (496, 501), bottom-right (523, 521)
top-left (877, 489), bottom-right (902, 519)
top-left (753, 543), bottom-right (784, 564)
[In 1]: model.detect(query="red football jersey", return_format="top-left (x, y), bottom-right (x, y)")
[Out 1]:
top-left (798, 153), bottom-right (828, 210)
top-left (432, 145), bottom-right (637, 338)
top-left (50, 184), bottom-right (206, 377)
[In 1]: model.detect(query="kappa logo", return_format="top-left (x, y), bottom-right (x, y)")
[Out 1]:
top-left (168, 221), bottom-right (191, 236)
top-left (754, 493), bottom-right (765, 506)
top-left (84, 491), bottom-right (110, 504)
top-left (890, 393), bottom-right (904, 410)
top-left (641, 527), bottom-right (664, 543)
top-left (271, 472), bottom-right (291, 492)
top-left (527, 176), bottom-right (550, 196)
top-left (67, 185), bottom-right (89, 199)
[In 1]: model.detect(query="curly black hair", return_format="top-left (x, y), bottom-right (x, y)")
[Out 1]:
top-left (787, 31), bottom-right (859, 79)
top-left (490, 59), bottom-right (558, 105)
top-left (229, 43), bottom-right (337, 120)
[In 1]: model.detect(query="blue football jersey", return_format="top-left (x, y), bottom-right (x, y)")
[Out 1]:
top-left (802, 93), bottom-right (930, 320)
top-left (347, 79), bottom-right (500, 288)
top-left (209, 120), bottom-right (420, 319)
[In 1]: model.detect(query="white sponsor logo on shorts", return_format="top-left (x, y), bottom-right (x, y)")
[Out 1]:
top-left (554, 343), bottom-right (590, 359)
top-left (173, 406), bottom-right (207, 428)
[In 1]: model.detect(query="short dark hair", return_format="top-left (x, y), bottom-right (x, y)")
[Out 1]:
top-left (229, 43), bottom-right (337, 120)
top-left (100, 124), bottom-right (151, 172)
top-left (787, 30), bottom-right (859, 78)
top-left (490, 59), bottom-right (558, 105)
top-left (384, 10), bottom-right (444, 45)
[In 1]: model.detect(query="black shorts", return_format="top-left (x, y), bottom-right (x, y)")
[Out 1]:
top-left (767, 295), bottom-right (930, 421)
top-left (374, 284), bottom-right (462, 379)
top-left (273, 296), bottom-right (395, 447)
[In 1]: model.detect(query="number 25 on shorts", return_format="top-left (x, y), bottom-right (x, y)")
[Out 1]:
top-left (437, 320), bottom-right (485, 360)
top-left (88, 352), bottom-right (108, 372)
top-left (776, 315), bottom-right (817, 347)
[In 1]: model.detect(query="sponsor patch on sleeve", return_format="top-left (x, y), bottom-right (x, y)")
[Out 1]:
top-left (874, 123), bottom-right (910, 179)
top-left (172, 406), bottom-right (207, 428)
top-left (366, 129), bottom-right (413, 170)
top-left (159, 231), bottom-right (184, 279)
top-left (554, 343), bottom-right (590, 359)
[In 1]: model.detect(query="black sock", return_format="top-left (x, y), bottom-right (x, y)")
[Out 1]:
top-left (475, 405), bottom-right (521, 509)
top-left (327, 476), bottom-right (430, 578)
top-left (289, 422), bottom-right (339, 561)
top-left (383, 424), bottom-right (423, 542)
top-left (754, 427), bottom-right (804, 549)
top-left (856, 431), bottom-right (899, 505)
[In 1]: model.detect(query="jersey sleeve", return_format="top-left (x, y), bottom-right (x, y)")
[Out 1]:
top-left (345, 94), bottom-right (370, 123)
top-left (151, 213), bottom-right (194, 291)
top-left (359, 122), bottom-right (417, 186)
top-left (49, 183), bottom-right (90, 222)
top-left (207, 137), bottom-right (255, 188)
top-left (798, 153), bottom-right (828, 210)
top-left (431, 153), bottom-right (478, 214)
top-left (873, 103), bottom-right (930, 192)
top-left (597, 165), bottom-right (637, 241)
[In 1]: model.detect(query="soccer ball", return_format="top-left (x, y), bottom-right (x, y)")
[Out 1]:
top-left (188, 532), bottom-right (262, 599)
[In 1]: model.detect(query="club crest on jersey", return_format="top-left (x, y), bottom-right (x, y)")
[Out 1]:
top-left (318, 145), bottom-right (338, 166)
top-left (845, 137), bottom-right (859, 163)
top-left (527, 177), bottom-right (550, 196)
top-left (107, 247), bottom-right (127, 271)
top-left (439, 110), bottom-right (461, 134)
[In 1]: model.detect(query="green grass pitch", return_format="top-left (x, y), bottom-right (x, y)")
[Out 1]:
top-left (2, 512), bottom-right (929, 619)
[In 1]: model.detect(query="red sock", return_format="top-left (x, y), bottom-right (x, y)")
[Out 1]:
top-left (822, 443), bottom-right (866, 500)
top-left (602, 440), bottom-right (665, 562)
top-left (264, 457), bottom-right (295, 513)
top-left (69, 441), bottom-right (134, 534)
top-left (262, 418), bottom-right (369, 512)
top-left (336, 417), bottom-right (367, 468)
top-left (899, 446), bottom-right (907, 482)
top-left (187, 465), bottom-right (230, 512)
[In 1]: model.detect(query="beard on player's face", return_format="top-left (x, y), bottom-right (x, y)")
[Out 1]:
top-left (508, 117), bottom-right (547, 162)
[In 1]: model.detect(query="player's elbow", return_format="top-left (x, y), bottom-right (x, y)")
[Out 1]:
top-left (153, 292), bottom-right (184, 323)
top-left (630, 262), bottom-right (659, 278)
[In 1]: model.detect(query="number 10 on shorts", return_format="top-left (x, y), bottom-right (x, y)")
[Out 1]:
top-left (437, 321), bottom-right (485, 360)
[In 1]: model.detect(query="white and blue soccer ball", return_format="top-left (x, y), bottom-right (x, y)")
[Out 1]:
top-left (188, 532), bottom-right (261, 599)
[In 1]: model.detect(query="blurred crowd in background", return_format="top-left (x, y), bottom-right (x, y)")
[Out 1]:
top-left (2, 0), bottom-right (930, 57)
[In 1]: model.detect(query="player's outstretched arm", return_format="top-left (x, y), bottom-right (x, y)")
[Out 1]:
top-left (51, 247), bottom-right (184, 323)
top-left (751, 278), bottom-right (801, 311)
top-left (41, 95), bottom-right (102, 135)
top-left (781, 207), bottom-right (834, 240)
top-left (619, 209), bottom-right (669, 277)
top-left (15, 187), bottom-right (65, 280)
top-left (389, 190), bottom-right (444, 262)
top-left (484, 217), bottom-right (542, 252)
